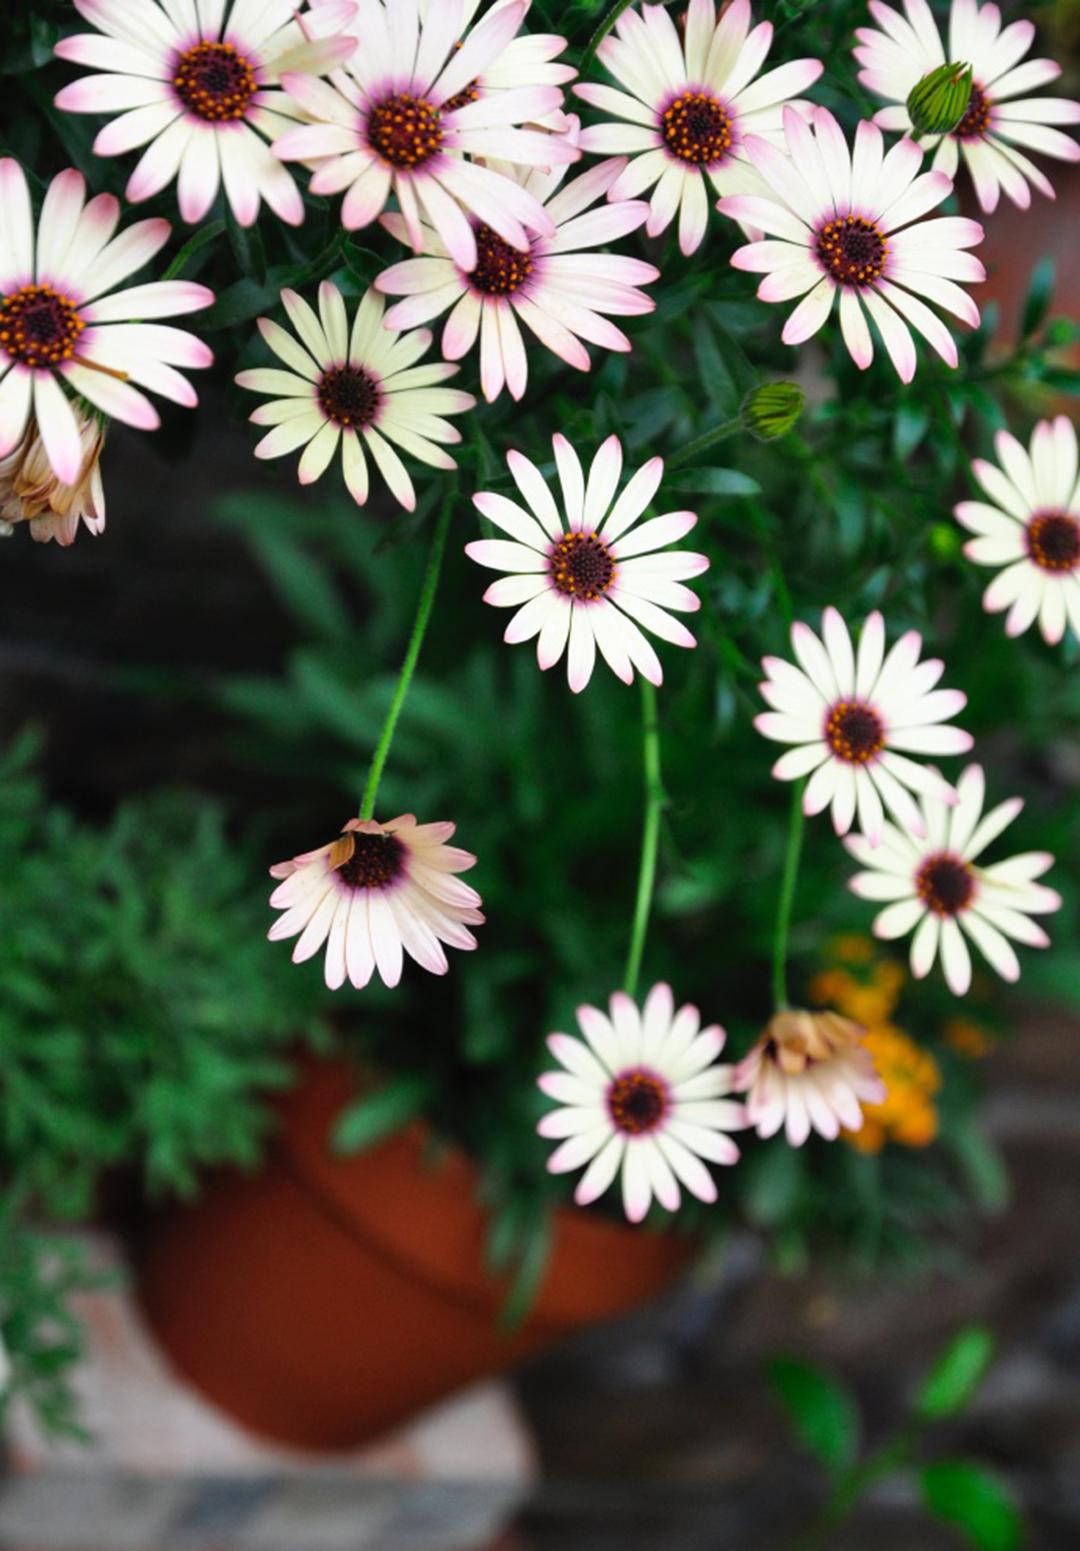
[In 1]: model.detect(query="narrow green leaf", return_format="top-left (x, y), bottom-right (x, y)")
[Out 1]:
top-left (917, 1326), bottom-right (996, 1420)
top-left (331, 1075), bottom-right (432, 1155)
top-left (769, 1358), bottom-right (860, 1477)
top-left (161, 220), bottom-right (227, 281)
top-left (1021, 256), bottom-right (1055, 340)
top-left (227, 207), bottom-right (267, 286)
top-left (664, 468), bottom-right (761, 496)
top-left (920, 1461), bottom-right (1022, 1551)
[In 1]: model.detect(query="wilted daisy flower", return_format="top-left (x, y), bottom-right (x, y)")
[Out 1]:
top-left (735, 1009), bottom-right (886, 1146)
top-left (537, 982), bottom-right (745, 1223)
top-left (845, 764), bottom-right (1061, 995)
top-left (0, 160), bottom-right (212, 488)
top-left (719, 106), bottom-right (985, 383)
top-left (53, 0), bottom-right (357, 227)
top-left (235, 282), bottom-right (475, 512)
top-left (272, 0), bottom-right (579, 271)
top-left (574, 0), bottom-right (823, 256)
top-left (0, 409), bottom-right (105, 546)
top-left (268, 814), bottom-right (484, 990)
top-left (955, 415), bottom-right (1080, 645)
top-left (375, 148), bottom-right (658, 403)
top-left (755, 608), bottom-right (973, 842)
top-left (854, 0), bottom-right (1080, 214)
top-left (466, 434), bottom-right (708, 692)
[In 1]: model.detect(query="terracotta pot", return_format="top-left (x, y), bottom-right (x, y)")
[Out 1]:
top-left (136, 1059), bottom-right (694, 1451)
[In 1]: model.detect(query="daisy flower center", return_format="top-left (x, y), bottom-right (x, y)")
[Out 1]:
top-left (661, 90), bottom-right (733, 166)
top-left (916, 852), bottom-right (975, 916)
top-left (549, 531), bottom-right (616, 600)
top-left (1027, 511), bottom-right (1080, 573)
top-left (0, 284), bottom-right (84, 369)
top-left (335, 832), bottom-right (405, 890)
top-left (173, 41), bottom-right (257, 122)
top-left (824, 700), bottom-right (885, 764)
top-left (443, 82), bottom-right (480, 114)
top-left (317, 365), bottom-right (381, 429)
top-left (607, 1069), bottom-right (669, 1135)
top-left (470, 225), bottom-right (533, 296)
top-left (953, 82), bottom-right (992, 141)
top-left (367, 92), bottom-right (444, 169)
top-left (816, 216), bottom-right (888, 287)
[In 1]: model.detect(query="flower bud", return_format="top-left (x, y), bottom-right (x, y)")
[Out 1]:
top-left (0, 409), bottom-right (106, 546)
top-left (741, 381), bottom-right (805, 442)
top-left (906, 62), bottom-right (974, 137)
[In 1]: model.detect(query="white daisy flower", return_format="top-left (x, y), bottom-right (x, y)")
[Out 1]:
top-left (719, 105), bottom-right (985, 383)
top-left (0, 160), bottom-right (212, 488)
top-left (573, 0), bottom-right (823, 256)
top-left (465, 434), bottom-right (708, 693)
top-left (854, 0), bottom-right (1080, 214)
top-left (537, 982), bottom-right (745, 1224)
top-left (0, 408), bottom-right (105, 546)
top-left (268, 813), bottom-right (484, 991)
top-left (375, 145), bottom-right (658, 404)
top-left (235, 281), bottom-right (475, 513)
top-left (845, 764), bottom-right (1062, 995)
top-left (734, 1009), bottom-right (885, 1147)
top-left (755, 608), bottom-right (974, 843)
top-left (272, 0), bottom-right (579, 272)
top-left (53, 0), bottom-right (357, 227)
top-left (956, 415), bottom-right (1080, 646)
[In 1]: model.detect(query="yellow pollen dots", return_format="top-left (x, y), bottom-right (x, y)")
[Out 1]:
top-left (0, 285), bottom-right (85, 370)
top-left (661, 90), bottom-right (733, 166)
top-left (954, 82), bottom-right (992, 141)
top-left (317, 364), bottom-right (381, 429)
top-left (549, 531), bottom-right (616, 600)
top-left (173, 40), bottom-right (256, 123)
top-left (825, 699), bottom-right (885, 764)
top-left (1027, 511), bottom-right (1080, 573)
top-left (368, 92), bottom-right (444, 169)
top-left (470, 224), bottom-right (533, 296)
top-left (916, 852), bottom-right (975, 916)
top-left (816, 215), bottom-right (888, 288)
top-left (607, 1070), bottom-right (668, 1134)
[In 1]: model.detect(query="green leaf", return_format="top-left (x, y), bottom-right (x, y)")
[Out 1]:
top-left (161, 220), bottom-right (227, 282)
top-left (664, 468), bottom-right (761, 496)
top-left (227, 208), bottom-right (267, 286)
top-left (917, 1326), bottom-right (996, 1420)
top-left (331, 1075), bottom-right (433, 1155)
top-left (245, 528), bottom-right (351, 641)
top-left (769, 1358), bottom-right (860, 1477)
top-left (1021, 256), bottom-right (1055, 340)
top-left (742, 1139), bottom-right (804, 1227)
top-left (920, 1461), bottom-right (1022, 1551)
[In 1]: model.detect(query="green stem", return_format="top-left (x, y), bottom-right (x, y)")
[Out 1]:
top-left (579, 0), bottom-right (641, 76)
top-left (161, 220), bottom-right (226, 281)
top-left (771, 779), bottom-right (806, 1011)
top-left (623, 678), bottom-right (665, 1001)
top-left (666, 416), bottom-right (742, 470)
top-left (359, 483), bottom-right (455, 820)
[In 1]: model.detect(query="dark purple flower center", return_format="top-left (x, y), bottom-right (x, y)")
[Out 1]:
top-left (916, 852), bottom-right (975, 916)
top-left (173, 41), bottom-right (256, 122)
top-left (0, 284), bottom-right (84, 370)
top-left (318, 365), bottom-right (381, 429)
top-left (336, 832), bottom-right (405, 890)
top-left (367, 92), bottom-right (444, 169)
top-left (816, 216), bottom-right (888, 287)
top-left (549, 531), bottom-right (616, 600)
top-left (1027, 511), bottom-right (1080, 573)
top-left (607, 1069), bottom-right (669, 1135)
top-left (661, 89), bottom-right (733, 166)
top-left (470, 225), bottom-right (533, 295)
top-left (825, 700), bottom-right (885, 764)
top-left (953, 82), bottom-right (992, 141)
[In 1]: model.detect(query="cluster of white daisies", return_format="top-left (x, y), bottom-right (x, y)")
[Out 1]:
top-left (1, 0), bottom-right (1074, 1221)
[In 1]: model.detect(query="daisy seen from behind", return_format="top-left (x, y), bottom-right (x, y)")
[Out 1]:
top-left (235, 281), bottom-right (475, 512)
top-left (735, 1009), bottom-right (886, 1147)
top-left (845, 764), bottom-right (1062, 996)
top-left (272, 0), bottom-right (580, 272)
top-left (755, 607), bottom-right (973, 843)
top-left (719, 106), bottom-right (985, 383)
top-left (268, 814), bottom-right (484, 991)
top-left (854, 0), bottom-right (1080, 214)
top-left (956, 415), bottom-right (1080, 645)
top-left (0, 160), bottom-right (212, 488)
top-left (537, 982), bottom-right (745, 1224)
top-left (465, 434), bottom-right (708, 693)
top-left (574, 0), bottom-right (823, 256)
top-left (0, 406), bottom-right (105, 546)
top-left (53, 0), bottom-right (358, 227)
top-left (375, 146), bottom-right (659, 404)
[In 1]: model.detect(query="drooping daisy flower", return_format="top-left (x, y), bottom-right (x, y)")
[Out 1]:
top-left (465, 434), bottom-right (708, 692)
top-left (235, 282), bottom-right (475, 512)
top-left (719, 106), bottom-right (985, 383)
top-left (268, 813), bottom-right (484, 990)
top-left (0, 409), bottom-right (105, 546)
top-left (0, 160), bottom-right (212, 488)
top-left (755, 608), bottom-right (973, 843)
top-left (537, 982), bottom-right (745, 1223)
top-left (734, 1009), bottom-right (886, 1147)
top-left (574, 0), bottom-right (823, 256)
top-left (272, 0), bottom-right (579, 272)
top-left (955, 415), bottom-right (1080, 645)
top-left (845, 764), bottom-right (1061, 995)
top-left (53, 0), bottom-right (357, 227)
top-left (854, 0), bottom-right (1080, 214)
top-left (375, 147), bottom-right (658, 403)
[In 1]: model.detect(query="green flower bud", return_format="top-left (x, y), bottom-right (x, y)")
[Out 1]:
top-left (906, 62), bottom-right (974, 137)
top-left (741, 382), bottom-right (805, 442)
